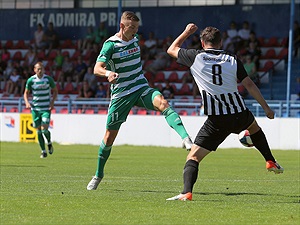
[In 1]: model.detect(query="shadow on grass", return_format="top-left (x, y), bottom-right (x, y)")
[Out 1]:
top-left (0, 164), bottom-right (45, 168)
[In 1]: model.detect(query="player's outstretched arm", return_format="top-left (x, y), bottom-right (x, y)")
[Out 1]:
top-left (241, 77), bottom-right (274, 119)
top-left (167, 23), bottom-right (198, 59)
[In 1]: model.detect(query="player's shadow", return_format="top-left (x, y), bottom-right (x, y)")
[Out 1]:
top-left (0, 164), bottom-right (45, 168)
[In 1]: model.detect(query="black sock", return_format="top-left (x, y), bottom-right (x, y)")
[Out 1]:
top-left (250, 129), bottom-right (275, 162)
top-left (182, 159), bottom-right (199, 194)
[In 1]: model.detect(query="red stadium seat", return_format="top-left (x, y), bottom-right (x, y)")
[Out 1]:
top-left (153, 71), bottom-right (165, 82)
top-left (137, 109), bottom-right (147, 115)
top-left (59, 108), bottom-right (69, 114)
top-left (178, 110), bottom-right (188, 116)
top-left (261, 48), bottom-right (276, 59)
top-left (15, 40), bottom-right (26, 49)
top-left (12, 51), bottom-right (23, 61)
top-left (276, 48), bottom-right (288, 59)
top-left (168, 71), bottom-right (179, 83)
top-left (260, 60), bottom-right (274, 72)
top-left (265, 37), bottom-right (279, 47)
top-left (98, 109), bottom-right (108, 114)
top-left (22, 108), bottom-right (31, 113)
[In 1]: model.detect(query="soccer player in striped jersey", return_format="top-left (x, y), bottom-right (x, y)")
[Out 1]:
top-left (166, 24), bottom-right (284, 201)
top-left (24, 62), bottom-right (58, 158)
top-left (87, 11), bottom-right (193, 190)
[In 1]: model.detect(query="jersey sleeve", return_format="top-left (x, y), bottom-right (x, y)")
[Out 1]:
top-left (236, 58), bottom-right (248, 82)
top-left (96, 41), bottom-right (115, 64)
top-left (177, 48), bottom-right (198, 67)
top-left (48, 76), bottom-right (56, 88)
top-left (25, 77), bottom-right (32, 91)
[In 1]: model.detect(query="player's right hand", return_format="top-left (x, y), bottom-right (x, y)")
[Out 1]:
top-left (107, 72), bottom-right (119, 84)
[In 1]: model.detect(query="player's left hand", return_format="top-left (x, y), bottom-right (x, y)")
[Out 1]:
top-left (265, 108), bottom-right (275, 119)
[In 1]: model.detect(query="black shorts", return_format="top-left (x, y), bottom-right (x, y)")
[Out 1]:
top-left (194, 109), bottom-right (255, 151)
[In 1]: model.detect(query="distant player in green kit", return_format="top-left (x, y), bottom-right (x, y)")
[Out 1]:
top-left (87, 11), bottom-right (193, 190)
top-left (24, 62), bottom-right (58, 158)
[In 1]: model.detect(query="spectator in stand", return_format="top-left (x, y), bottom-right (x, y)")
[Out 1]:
top-left (222, 31), bottom-right (235, 53)
top-left (83, 65), bottom-right (98, 91)
top-left (1, 47), bottom-right (11, 63)
top-left (0, 56), bottom-right (7, 76)
top-left (77, 80), bottom-right (95, 112)
top-left (78, 26), bottom-right (95, 51)
top-left (95, 82), bottom-right (107, 98)
top-left (33, 23), bottom-right (47, 50)
top-left (44, 22), bottom-right (60, 54)
top-left (245, 41), bottom-right (261, 69)
top-left (3, 60), bottom-right (14, 82)
top-left (138, 32), bottom-right (148, 63)
top-left (144, 31), bottom-right (158, 59)
top-left (73, 56), bottom-right (88, 87)
top-left (52, 48), bottom-right (64, 70)
top-left (243, 55), bottom-right (260, 87)
top-left (24, 45), bottom-right (37, 70)
top-left (226, 21), bottom-right (239, 53)
top-left (144, 44), bottom-right (171, 76)
top-left (161, 80), bottom-right (175, 99)
top-left (237, 21), bottom-right (251, 50)
top-left (6, 68), bottom-right (21, 95)
top-left (188, 34), bottom-right (201, 49)
top-left (20, 67), bottom-right (31, 94)
top-left (293, 20), bottom-right (300, 57)
top-left (94, 22), bottom-right (109, 46)
top-left (248, 31), bottom-right (260, 48)
top-left (57, 55), bottom-right (74, 88)
top-left (88, 43), bottom-right (100, 67)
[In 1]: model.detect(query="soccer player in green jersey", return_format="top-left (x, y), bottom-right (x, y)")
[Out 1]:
top-left (24, 62), bottom-right (58, 158)
top-left (87, 11), bottom-right (193, 190)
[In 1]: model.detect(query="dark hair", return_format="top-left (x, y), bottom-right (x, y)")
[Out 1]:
top-left (200, 26), bottom-right (221, 46)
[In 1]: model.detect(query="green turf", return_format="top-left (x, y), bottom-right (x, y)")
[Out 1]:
top-left (0, 142), bottom-right (299, 225)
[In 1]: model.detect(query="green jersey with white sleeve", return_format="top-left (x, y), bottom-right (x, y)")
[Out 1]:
top-left (96, 34), bottom-right (148, 100)
top-left (25, 74), bottom-right (56, 111)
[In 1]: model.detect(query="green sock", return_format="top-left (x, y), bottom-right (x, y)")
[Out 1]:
top-left (95, 141), bottom-right (112, 178)
top-left (42, 129), bottom-right (51, 143)
top-left (37, 130), bottom-right (45, 150)
top-left (162, 107), bottom-right (189, 139)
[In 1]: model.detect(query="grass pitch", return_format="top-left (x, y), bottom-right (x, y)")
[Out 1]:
top-left (0, 142), bottom-right (299, 225)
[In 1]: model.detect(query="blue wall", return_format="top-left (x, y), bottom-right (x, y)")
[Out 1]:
top-left (0, 4), bottom-right (299, 41)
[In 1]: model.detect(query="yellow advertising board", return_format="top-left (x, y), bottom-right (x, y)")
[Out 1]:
top-left (20, 114), bottom-right (37, 142)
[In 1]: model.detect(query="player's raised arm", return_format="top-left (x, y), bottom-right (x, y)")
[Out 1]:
top-left (167, 23), bottom-right (198, 58)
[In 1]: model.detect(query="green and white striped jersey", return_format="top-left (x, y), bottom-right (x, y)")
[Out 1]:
top-left (25, 74), bottom-right (56, 111)
top-left (96, 34), bottom-right (148, 99)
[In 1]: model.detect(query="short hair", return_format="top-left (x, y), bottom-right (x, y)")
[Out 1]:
top-left (34, 61), bottom-right (44, 68)
top-left (121, 11), bottom-right (140, 22)
top-left (200, 27), bottom-right (221, 46)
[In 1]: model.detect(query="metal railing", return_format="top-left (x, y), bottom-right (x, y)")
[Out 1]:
top-left (1, 98), bottom-right (299, 118)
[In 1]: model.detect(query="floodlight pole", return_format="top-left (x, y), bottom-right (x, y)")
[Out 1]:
top-left (117, 0), bottom-right (122, 32)
top-left (286, 0), bottom-right (295, 117)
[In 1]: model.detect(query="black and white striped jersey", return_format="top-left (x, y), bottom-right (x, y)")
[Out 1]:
top-left (177, 48), bottom-right (248, 116)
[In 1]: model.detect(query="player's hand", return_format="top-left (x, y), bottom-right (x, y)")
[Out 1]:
top-left (107, 72), bottom-right (119, 84)
top-left (184, 23), bottom-right (198, 35)
top-left (25, 102), bottom-right (31, 109)
top-left (264, 108), bottom-right (275, 119)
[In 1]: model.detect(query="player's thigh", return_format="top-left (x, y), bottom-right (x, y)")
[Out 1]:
top-left (234, 109), bottom-right (255, 134)
top-left (135, 87), bottom-right (161, 110)
top-left (31, 110), bottom-right (42, 128)
top-left (41, 110), bottom-right (51, 128)
top-left (194, 117), bottom-right (231, 151)
top-left (106, 95), bottom-right (138, 130)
